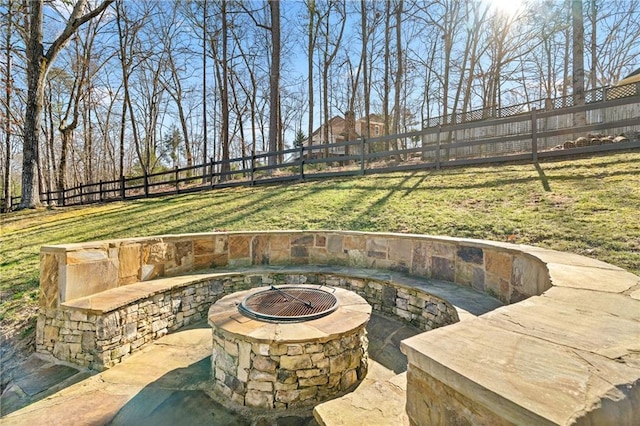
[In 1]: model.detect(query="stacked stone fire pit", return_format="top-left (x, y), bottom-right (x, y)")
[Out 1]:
top-left (207, 284), bottom-right (371, 410)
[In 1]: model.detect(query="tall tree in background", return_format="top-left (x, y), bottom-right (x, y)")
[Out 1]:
top-left (56, 19), bottom-right (103, 202)
top-left (319, 0), bottom-right (345, 156)
top-left (360, 0), bottom-right (369, 138)
top-left (307, 0), bottom-right (317, 151)
top-left (19, 0), bottom-right (113, 209)
top-left (2, 0), bottom-right (15, 211)
top-left (268, 0), bottom-right (280, 166)
top-left (382, 0), bottom-right (391, 141)
top-left (221, 0), bottom-right (230, 176)
top-left (392, 0), bottom-right (403, 141)
top-left (572, 0), bottom-right (586, 126)
top-left (588, 0), bottom-right (597, 91)
top-left (157, 3), bottom-right (195, 176)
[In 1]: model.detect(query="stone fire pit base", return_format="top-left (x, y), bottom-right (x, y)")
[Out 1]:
top-left (208, 285), bottom-right (371, 410)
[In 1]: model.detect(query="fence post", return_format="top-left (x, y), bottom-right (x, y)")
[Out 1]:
top-left (435, 125), bottom-right (441, 170)
top-left (175, 166), bottom-right (180, 194)
top-left (299, 144), bottom-right (305, 180)
top-left (210, 157), bottom-right (215, 189)
top-left (79, 184), bottom-right (83, 205)
top-left (360, 137), bottom-right (366, 175)
top-left (99, 180), bottom-right (103, 202)
top-left (120, 175), bottom-right (126, 200)
top-left (531, 107), bottom-right (538, 163)
top-left (250, 153), bottom-right (255, 186)
top-left (144, 173), bottom-right (149, 197)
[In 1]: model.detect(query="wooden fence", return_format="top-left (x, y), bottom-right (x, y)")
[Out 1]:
top-left (3, 82), bottom-right (639, 212)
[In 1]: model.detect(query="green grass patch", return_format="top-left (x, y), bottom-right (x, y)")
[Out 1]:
top-left (1, 151), bottom-right (639, 350)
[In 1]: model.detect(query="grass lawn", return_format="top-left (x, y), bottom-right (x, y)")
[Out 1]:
top-left (1, 151), bottom-right (639, 356)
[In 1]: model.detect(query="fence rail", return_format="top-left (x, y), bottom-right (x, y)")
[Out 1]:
top-left (3, 82), bottom-right (639, 212)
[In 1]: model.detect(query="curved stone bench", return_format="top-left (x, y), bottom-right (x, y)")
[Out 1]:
top-left (36, 231), bottom-right (640, 425)
top-left (37, 265), bottom-right (501, 370)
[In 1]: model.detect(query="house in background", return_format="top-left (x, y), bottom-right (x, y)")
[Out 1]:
top-left (303, 112), bottom-right (386, 157)
top-left (607, 67), bottom-right (640, 100)
top-left (615, 67), bottom-right (640, 86)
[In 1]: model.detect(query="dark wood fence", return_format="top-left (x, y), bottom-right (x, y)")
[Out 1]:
top-left (3, 82), bottom-right (639, 212)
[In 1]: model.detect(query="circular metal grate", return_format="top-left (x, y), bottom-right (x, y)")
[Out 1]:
top-left (238, 286), bottom-right (339, 322)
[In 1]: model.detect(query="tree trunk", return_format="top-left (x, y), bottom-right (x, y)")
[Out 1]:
top-left (392, 0), bottom-right (403, 152)
top-left (572, 0), bottom-right (586, 127)
top-left (21, 0), bottom-right (46, 208)
top-left (308, 0), bottom-right (315, 153)
top-left (383, 0), bottom-right (391, 147)
top-left (220, 0), bottom-right (230, 178)
top-left (19, 0), bottom-right (113, 209)
top-left (3, 0), bottom-right (13, 211)
top-left (57, 129), bottom-right (71, 202)
top-left (589, 0), bottom-right (597, 91)
top-left (268, 0), bottom-right (280, 167)
top-left (202, 0), bottom-right (208, 181)
top-left (361, 0), bottom-right (370, 139)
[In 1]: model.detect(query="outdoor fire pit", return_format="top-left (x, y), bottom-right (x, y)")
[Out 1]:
top-left (238, 286), bottom-right (339, 322)
top-left (208, 284), bottom-right (371, 410)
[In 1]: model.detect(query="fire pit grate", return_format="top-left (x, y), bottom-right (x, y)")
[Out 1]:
top-left (238, 286), bottom-right (339, 322)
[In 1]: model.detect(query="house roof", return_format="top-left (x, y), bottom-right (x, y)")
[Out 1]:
top-left (311, 115), bottom-right (345, 137)
top-left (615, 67), bottom-right (640, 86)
top-left (308, 114), bottom-right (386, 142)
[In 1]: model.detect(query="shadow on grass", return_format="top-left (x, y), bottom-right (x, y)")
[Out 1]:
top-left (535, 163), bottom-right (552, 192)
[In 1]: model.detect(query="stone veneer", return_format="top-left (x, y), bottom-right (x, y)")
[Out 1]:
top-left (36, 231), bottom-right (640, 425)
top-left (38, 231), bottom-right (545, 309)
top-left (208, 286), bottom-right (370, 410)
top-left (36, 270), bottom-right (459, 370)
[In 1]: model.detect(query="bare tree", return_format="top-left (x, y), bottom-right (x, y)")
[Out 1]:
top-left (392, 0), bottom-right (403, 141)
top-left (572, 0), bottom-right (586, 126)
top-left (56, 19), bottom-right (104, 202)
top-left (2, 0), bottom-right (16, 211)
top-left (382, 0), bottom-right (391, 141)
top-left (268, 0), bottom-right (280, 165)
top-left (19, 0), bottom-right (113, 209)
top-left (220, 0), bottom-right (230, 176)
top-left (360, 0), bottom-right (369, 138)
top-left (306, 0), bottom-right (318, 151)
top-left (156, 3), bottom-right (195, 175)
top-left (320, 1), bottom-right (346, 157)
top-left (588, 0), bottom-right (640, 86)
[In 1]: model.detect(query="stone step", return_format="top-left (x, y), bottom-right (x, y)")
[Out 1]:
top-left (313, 369), bottom-right (409, 426)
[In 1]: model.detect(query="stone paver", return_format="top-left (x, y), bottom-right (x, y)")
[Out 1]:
top-left (313, 368), bottom-right (409, 426)
top-left (0, 356), bottom-right (90, 417)
top-left (1, 322), bottom-right (249, 425)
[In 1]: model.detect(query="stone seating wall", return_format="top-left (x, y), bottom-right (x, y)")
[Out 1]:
top-left (35, 231), bottom-right (640, 425)
top-left (36, 268), bottom-right (462, 370)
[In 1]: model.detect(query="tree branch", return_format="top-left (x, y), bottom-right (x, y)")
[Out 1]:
top-left (45, 0), bottom-right (114, 64)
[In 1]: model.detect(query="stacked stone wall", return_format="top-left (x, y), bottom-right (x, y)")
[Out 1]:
top-left (39, 231), bottom-right (551, 309)
top-left (36, 271), bottom-right (457, 370)
top-left (37, 231), bottom-right (533, 370)
top-left (211, 326), bottom-right (368, 409)
top-left (37, 279), bottom-right (224, 369)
